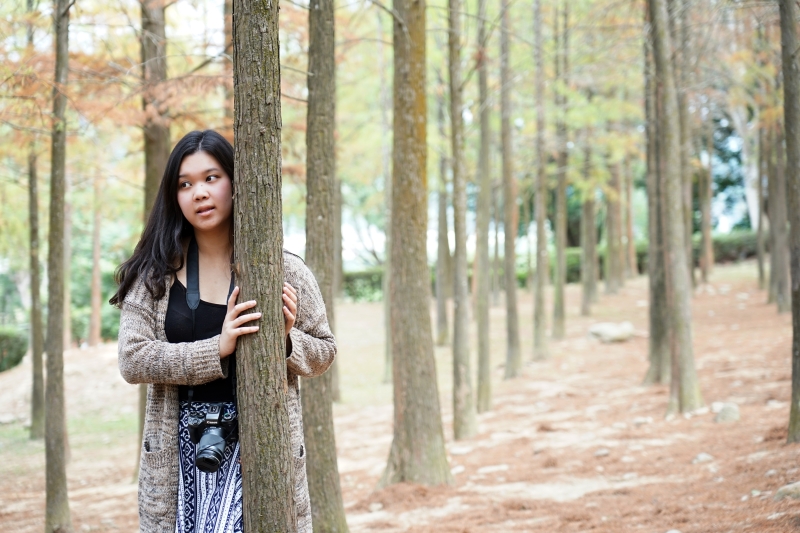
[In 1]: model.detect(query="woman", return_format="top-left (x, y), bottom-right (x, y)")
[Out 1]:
top-left (111, 130), bottom-right (335, 533)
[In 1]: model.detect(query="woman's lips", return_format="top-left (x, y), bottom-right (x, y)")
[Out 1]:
top-left (197, 206), bottom-right (215, 216)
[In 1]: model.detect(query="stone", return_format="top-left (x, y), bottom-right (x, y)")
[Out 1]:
top-left (588, 322), bottom-right (635, 343)
top-left (594, 448), bottom-right (610, 457)
top-left (368, 502), bottom-right (383, 513)
top-left (477, 464), bottom-right (509, 474)
top-left (451, 465), bottom-right (465, 475)
top-left (714, 403), bottom-right (740, 423)
top-left (774, 482), bottom-right (800, 501)
top-left (665, 530), bottom-right (683, 533)
top-left (633, 416), bottom-right (653, 427)
top-left (766, 469), bottom-right (778, 477)
top-left (692, 452), bottom-right (714, 464)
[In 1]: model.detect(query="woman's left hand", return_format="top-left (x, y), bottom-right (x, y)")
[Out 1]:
top-left (283, 282), bottom-right (298, 336)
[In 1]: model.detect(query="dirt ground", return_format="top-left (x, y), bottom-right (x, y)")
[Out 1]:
top-left (2, 260), bottom-right (799, 532)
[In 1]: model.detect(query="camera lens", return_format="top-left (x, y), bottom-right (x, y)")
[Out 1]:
top-left (196, 427), bottom-right (227, 473)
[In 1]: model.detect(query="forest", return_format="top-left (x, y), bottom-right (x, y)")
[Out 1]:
top-left (2, 0), bottom-right (800, 531)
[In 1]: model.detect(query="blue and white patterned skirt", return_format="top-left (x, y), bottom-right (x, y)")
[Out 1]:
top-left (175, 401), bottom-right (243, 533)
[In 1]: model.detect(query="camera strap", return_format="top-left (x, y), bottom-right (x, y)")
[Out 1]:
top-left (185, 235), bottom-right (236, 404)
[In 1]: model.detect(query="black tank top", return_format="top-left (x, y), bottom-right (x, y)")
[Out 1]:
top-left (165, 277), bottom-right (236, 402)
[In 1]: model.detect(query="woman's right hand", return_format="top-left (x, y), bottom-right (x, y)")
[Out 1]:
top-left (219, 286), bottom-right (261, 358)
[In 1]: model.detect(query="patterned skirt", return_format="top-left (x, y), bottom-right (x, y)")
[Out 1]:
top-left (175, 401), bottom-right (243, 533)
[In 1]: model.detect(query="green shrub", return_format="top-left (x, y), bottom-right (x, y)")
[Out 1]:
top-left (708, 230), bottom-right (758, 263)
top-left (343, 268), bottom-right (383, 302)
top-left (0, 326), bottom-right (28, 372)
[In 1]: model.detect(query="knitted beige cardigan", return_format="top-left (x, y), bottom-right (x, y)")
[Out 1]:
top-left (118, 252), bottom-right (335, 533)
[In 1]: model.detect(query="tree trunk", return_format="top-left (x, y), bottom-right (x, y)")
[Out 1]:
top-left (533, 0), bottom-right (548, 360)
top-left (581, 140), bottom-right (596, 317)
top-left (301, 1), bottom-right (349, 528)
top-left (768, 127), bottom-right (778, 305)
top-left (492, 179), bottom-right (501, 307)
top-left (757, 127), bottom-right (766, 290)
top-left (28, 148), bottom-right (45, 440)
top-left (233, 0), bottom-right (297, 528)
top-left (380, 0), bottom-right (452, 487)
top-left (89, 173), bottom-right (102, 347)
top-left (436, 86), bottom-right (450, 348)
top-left (605, 158), bottom-right (623, 294)
top-left (772, 127), bottom-right (791, 314)
top-left (378, 10), bottom-right (392, 387)
top-left (63, 176), bottom-right (71, 349)
top-left (780, 0), bottom-right (800, 443)
top-left (552, 2), bottom-right (568, 340)
top-left (45, 0), bottom-right (73, 530)
top-left (624, 156), bottom-right (637, 278)
top-left (650, 0), bottom-right (703, 413)
top-left (700, 119), bottom-right (714, 284)
top-left (501, 0), bottom-right (522, 377)
top-left (475, 0), bottom-right (491, 414)
top-left (138, 0), bottom-right (171, 475)
top-left (448, 0), bottom-right (477, 440)
top-left (643, 27), bottom-right (670, 385)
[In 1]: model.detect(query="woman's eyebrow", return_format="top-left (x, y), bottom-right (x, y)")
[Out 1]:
top-left (178, 167), bottom-right (221, 178)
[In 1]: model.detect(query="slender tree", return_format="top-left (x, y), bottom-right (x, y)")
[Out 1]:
top-left (771, 126), bottom-right (791, 314)
top-left (580, 138), bottom-right (596, 317)
top-left (380, 0), bottom-right (452, 486)
top-left (605, 158), bottom-right (623, 294)
top-left (435, 83), bottom-right (450, 348)
top-left (475, 0), bottom-right (492, 413)
top-left (650, 0), bottom-right (703, 413)
top-left (780, 0), bottom-right (800, 443)
top-left (533, 0), bottom-right (548, 359)
top-left (233, 0), bottom-right (297, 527)
top-left (136, 0), bottom-right (171, 473)
top-left (301, 0), bottom-right (349, 529)
top-left (624, 156), bottom-right (637, 278)
top-left (757, 126), bottom-right (766, 290)
top-left (552, 2), bottom-right (568, 340)
top-left (88, 173), bottom-right (103, 346)
top-left (700, 118), bottom-right (714, 284)
top-left (45, 0), bottom-right (73, 530)
top-left (500, 0), bottom-right (522, 377)
top-left (25, 0), bottom-right (44, 442)
top-left (492, 179), bottom-right (501, 307)
top-left (449, 0), bottom-right (477, 439)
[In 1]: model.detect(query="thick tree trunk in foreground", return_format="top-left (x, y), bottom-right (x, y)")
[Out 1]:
top-left (89, 174), bottom-right (103, 347)
top-left (380, 0), bottom-right (451, 486)
top-left (475, 0), bottom-right (491, 413)
top-left (436, 89), bottom-right (450, 348)
top-left (643, 31), bottom-right (670, 385)
top-left (45, 0), bottom-right (73, 530)
top-left (449, 0), bottom-right (477, 440)
top-left (501, 0), bottom-right (522, 377)
top-left (29, 149), bottom-right (45, 440)
top-left (771, 128), bottom-right (791, 314)
top-left (650, 0), bottom-right (702, 413)
top-left (533, 0), bottom-right (548, 360)
top-left (301, 0), bottom-right (349, 530)
top-left (138, 0), bottom-right (171, 473)
top-left (552, 2), bottom-right (568, 340)
top-left (233, 0), bottom-right (297, 528)
top-left (780, 0), bottom-right (800, 443)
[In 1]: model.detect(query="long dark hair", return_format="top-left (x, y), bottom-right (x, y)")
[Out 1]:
top-left (110, 130), bottom-right (234, 307)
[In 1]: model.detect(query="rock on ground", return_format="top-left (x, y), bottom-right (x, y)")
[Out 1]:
top-left (774, 482), bottom-right (800, 501)
top-left (714, 403), bottom-right (740, 423)
top-left (588, 322), bottom-right (635, 343)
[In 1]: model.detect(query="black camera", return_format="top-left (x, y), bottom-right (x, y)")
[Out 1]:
top-left (187, 403), bottom-right (238, 473)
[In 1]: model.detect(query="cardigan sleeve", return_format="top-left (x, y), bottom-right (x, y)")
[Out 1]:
top-left (117, 277), bottom-right (226, 386)
top-left (284, 254), bottom-right (337, 378)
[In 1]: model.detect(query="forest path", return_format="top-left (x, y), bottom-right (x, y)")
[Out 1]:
top-left (0, 261), bottom-right (798, 532)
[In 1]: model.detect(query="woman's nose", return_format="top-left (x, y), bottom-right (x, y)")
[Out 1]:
top-left (193, 183), bottom-right (209, 200)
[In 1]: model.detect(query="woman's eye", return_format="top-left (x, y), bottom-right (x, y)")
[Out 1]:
top-left (179, 181), bottom-right (191, 189)
top-left (207, 175), bottom-right (219, 182)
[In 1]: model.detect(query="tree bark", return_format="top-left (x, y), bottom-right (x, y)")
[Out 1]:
top-left (552, 2), bottom-right (568, 340)
top-left (624, 156), bottom-right (637, 278)
top-left (768, 127), bottom-right (778, 305)
top-left (448, 0), bottom-right (477, 440)
top-left (28, 148), bottom-right (45, 440)
top-left (581, 139), bottom-right (596, 317)
top-left (533, 0), bottom-right (548, 360)
top-left (378, 10), bottom-right (393, 387)
top-left (380, 0), bottom-right (452, 487)
top-left (45, 0), bottom-right (73, 530)
top-left (650, 0), bottom-right (703, 413)
top-left (138, 0), bottom-right (171, 475)
top-left (700, 118), bottom-right (714, 284)
top-left (780, 0), bottom-right (800, 443)
top-left (435, 87), bottom-right (450, 348)
top-left (772, 127), bottom-right (791, 314)
top-left (475, 0), bottom-right (491, 414)
top-left (643, 26), bottom-right (670, 385)
top-left (89, 173), bottom-right (103, 347)
top-left (233, 0), bottom-right (297, 528)
top-left (501, 0), bottom-right (522, 376)
top-left (492, 179), bottom-right (501, 307)
top-left (301, 1), bottom-right (349, 528)
top-left (757, 126), bottom-right (766, 290)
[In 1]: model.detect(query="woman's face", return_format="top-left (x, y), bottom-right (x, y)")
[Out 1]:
top-left (176, 151), bottom-right (233, 233)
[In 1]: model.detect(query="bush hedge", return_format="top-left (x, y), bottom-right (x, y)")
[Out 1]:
top-left (341, 230), bottom-right (760, 302)
top-left (0, 326), bottom-right (28, 373)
